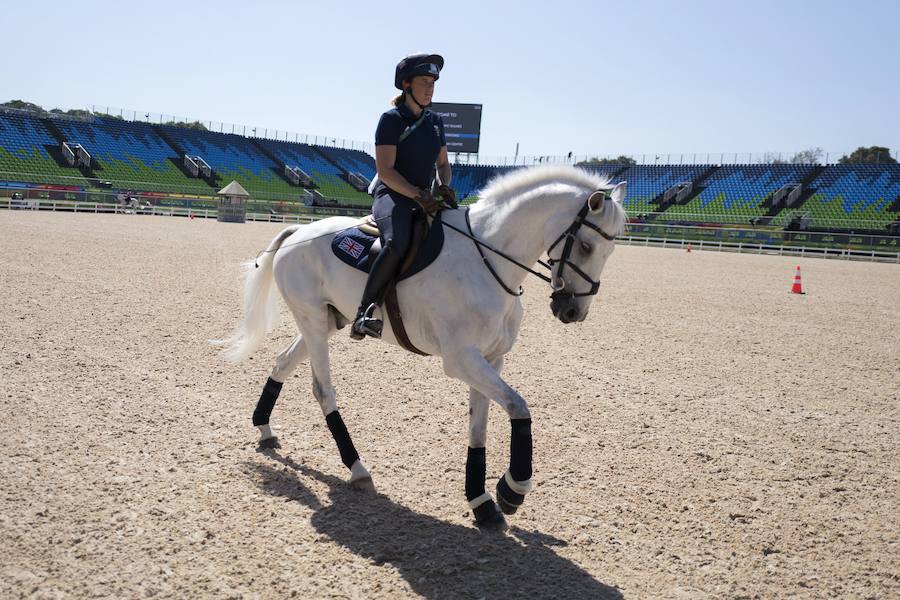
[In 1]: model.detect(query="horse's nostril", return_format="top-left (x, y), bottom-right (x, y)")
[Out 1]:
top-left (564, 308), bottom-right (577, 321)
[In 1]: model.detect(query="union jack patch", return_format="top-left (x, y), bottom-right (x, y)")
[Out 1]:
top-left (338, 236), bottom-right (366, 259)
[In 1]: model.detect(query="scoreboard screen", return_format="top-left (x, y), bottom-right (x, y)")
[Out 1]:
top-left (430, 102), bottom-right (482, 154)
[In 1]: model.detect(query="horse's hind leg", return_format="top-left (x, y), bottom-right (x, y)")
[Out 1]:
top-left (301, 310), bottom-right (374, 492)
top-left (251, 335), bottom-right (310, 448)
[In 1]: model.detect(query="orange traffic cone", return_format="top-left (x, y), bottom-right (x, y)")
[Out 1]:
top-left (686, 243), bottom-right (692, 253)
top-left (790, 265), bottom-right (804, 294)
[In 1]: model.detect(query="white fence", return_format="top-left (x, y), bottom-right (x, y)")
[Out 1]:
top-left (619, 235), bottom-right (900, 264)
top-left (3, 198), bottom-right (898, 263)
top-left (0, 198), bottom-right (321, 224)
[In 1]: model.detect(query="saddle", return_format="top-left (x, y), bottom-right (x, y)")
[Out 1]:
top-left (331, 211), bottom-right (445, 355)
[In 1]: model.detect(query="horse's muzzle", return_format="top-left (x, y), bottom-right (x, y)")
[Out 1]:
top-left (550, 296), bottom-right (584, 324)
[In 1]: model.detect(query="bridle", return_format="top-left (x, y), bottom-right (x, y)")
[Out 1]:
top-left (442, 190), bottom-right (618, 298)
top-left (545, 195), bottom-right (617, 300)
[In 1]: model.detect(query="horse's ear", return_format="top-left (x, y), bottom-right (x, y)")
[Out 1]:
top-left (588, 190), bottom-right (607, 212)
top-left (610, 181), bottom-right (627, 204)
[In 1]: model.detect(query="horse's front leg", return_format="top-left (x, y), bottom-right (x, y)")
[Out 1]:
top-left (446, 349), bottom-right (533, 527)
top-left (466, 357), bottom-right (508, 530)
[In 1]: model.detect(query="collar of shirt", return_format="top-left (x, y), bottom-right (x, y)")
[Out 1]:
top-left (397, 102), bottom-right (424, 122)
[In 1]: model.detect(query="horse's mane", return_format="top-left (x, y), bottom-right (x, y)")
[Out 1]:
top-left (475, 165), bottom-right (627, 235)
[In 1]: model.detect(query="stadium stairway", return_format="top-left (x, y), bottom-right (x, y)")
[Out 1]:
top-left (654, 165), bottom-right (719, 212)
top-left (247, 138), bottom-right (304, 188)
top-left (762, 165), bottom-right (826, 218)
top-left (890, 194), bottom-right (900, 213)
top-left (151, 126), bottom-right (218, 188)
top-left (313, 146), bottom-right (358, 189)
top-left (40, 118), bottom-right (98, 182)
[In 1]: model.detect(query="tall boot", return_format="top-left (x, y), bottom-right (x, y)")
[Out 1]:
top-left (350, 242), bottom-right (401, 340)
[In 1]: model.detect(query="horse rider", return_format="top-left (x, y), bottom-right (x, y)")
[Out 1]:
top-left (350, 53), bottom-right (458, 340)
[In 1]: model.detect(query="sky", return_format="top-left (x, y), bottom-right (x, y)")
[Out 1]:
top-left (4, 0), bottom-right (899, 161)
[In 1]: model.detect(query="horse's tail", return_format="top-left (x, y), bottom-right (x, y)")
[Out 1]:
top-left (213, 225), bottom-right (301, 363)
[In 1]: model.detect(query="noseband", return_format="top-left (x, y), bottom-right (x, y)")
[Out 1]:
top-left (444, 191), bottom-right (618, 298)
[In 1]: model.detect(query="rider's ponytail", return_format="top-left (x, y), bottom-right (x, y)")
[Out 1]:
top-left (390, 91), bottom-right (405, 107)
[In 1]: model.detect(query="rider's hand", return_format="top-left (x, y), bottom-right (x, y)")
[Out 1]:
top-left (438, 184), bottom-right (458, 209)
top-left (414, 189), bottom-right (442, 214)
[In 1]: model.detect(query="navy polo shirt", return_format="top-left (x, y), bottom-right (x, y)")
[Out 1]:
top-left (375, 103), bottom-right (446, 189)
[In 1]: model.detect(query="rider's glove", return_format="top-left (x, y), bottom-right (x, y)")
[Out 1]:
top-left (437, 184), bottom-right (458, 209)
top-left (414, 189), bottom-right (442, 214)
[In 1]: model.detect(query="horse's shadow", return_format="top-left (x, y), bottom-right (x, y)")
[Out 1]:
top-left (249, 451), bottom-right (623, 600)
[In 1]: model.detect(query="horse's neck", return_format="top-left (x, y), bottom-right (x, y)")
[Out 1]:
top-left (468, 190), bottom-right (581, 290)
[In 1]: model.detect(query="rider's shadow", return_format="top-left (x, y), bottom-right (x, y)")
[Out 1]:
top-left (249, 452), bottom-right (624, 600)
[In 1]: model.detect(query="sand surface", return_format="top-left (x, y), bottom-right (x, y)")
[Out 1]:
top-left (1, 211), bottom-right (898, 599)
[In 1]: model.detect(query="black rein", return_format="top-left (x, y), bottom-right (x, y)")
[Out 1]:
top-left (441, 197), bottom-right (617, 298)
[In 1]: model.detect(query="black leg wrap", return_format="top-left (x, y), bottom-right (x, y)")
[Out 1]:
top-left (325, 410), bottom-right (360, 470)
top-left (252, 377), bottom-right (283, 426)
top-left (496, 476), bottom-right (525, 513)
top-left (509, 418), bottom-right (533, 482)
top-left (465, 447), bottom-right (487, 502)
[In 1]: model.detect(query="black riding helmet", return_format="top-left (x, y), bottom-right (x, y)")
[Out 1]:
top-left (394, 53), bottom-right (444, 90)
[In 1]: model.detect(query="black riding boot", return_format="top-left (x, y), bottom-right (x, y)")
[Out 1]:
top-left (350, 242), bottom-right (402, 340)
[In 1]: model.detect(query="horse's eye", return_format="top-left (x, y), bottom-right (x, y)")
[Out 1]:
top-left (580, 241), bottom-right (592, 254)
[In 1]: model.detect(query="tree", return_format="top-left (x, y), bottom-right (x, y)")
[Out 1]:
top-left (4, 101), bottom-right (94, 119)
top-left (49, 108), bottom-right (93, 118)
top-left (760, 152), bottom-right (787, 164)
top-left (162, 120), bottom-right (208, 131)
top-left (759, 147), bottom-right (823, 165)
top-left (838, 146), bottom-right (896, 164)
top-left (1, 99), bottom-right (45, 113)
top-left (787, 147), bottom-right (824, 164)
top-left (576, 155), bottom-right (636, 166)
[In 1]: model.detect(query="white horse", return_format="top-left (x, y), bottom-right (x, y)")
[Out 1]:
top-left (217, 165), bottom-right (627, 530)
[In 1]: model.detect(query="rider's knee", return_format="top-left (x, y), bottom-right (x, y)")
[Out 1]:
top-left (384, 236), bottom-right (411, 260)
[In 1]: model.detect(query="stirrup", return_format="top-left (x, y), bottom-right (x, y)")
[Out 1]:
top-left (350, 304), bottom-right (383, 340)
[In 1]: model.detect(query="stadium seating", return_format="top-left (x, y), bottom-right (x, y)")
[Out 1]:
top-left (316, 146), bottom-right (377, 181)
top-left (0, 112), bottom-right (87, 186)
top-left (795, 164), bottom-right (900, 230)
top-left (663, 164), bottom-right (816, 223)
top-left (3, 107), bottom-right (898, 232)
top-left (451, 164), bottom-right (517, 202)
top-left (606, 165), bottom-right (711, 213)
top-left (52, 117), bottom-right (201, 190)
top-left (255, 139), bottom-right (372, 205)
top-left (160, 126), bottom-right (301, 197)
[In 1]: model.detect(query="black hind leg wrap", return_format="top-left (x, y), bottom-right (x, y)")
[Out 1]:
top-left (325, 410), bottom-right (360, 470)
top-left (252, 377), bottom-right (283, 426)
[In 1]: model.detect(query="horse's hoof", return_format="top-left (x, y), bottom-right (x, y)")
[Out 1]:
top-left (350, 476), bottom-right (376, 493)
top-left (496, 494), bottom-right (519, 515)
top-left (257, 436), bottom-right (281, 449)
top-left (473, 500), bottom-right (508, 532)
